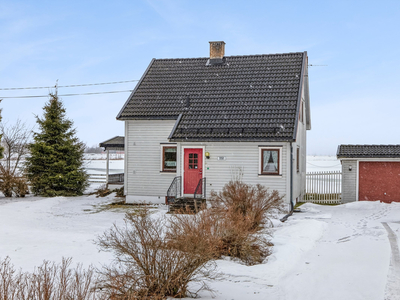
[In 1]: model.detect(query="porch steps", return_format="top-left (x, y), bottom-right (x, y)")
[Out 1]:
top-left (168, 198), bottom-right (206, 214)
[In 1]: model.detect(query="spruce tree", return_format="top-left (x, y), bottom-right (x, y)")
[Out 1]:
top-left (25, 93), bottom-right (88, 196)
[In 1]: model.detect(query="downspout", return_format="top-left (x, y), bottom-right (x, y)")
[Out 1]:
top-left (280, 142), bottom-right (294, 222)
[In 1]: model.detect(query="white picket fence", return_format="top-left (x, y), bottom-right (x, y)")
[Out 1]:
top-left (88, 173), bottom-right (124, 184)
top-left (302, 171), bottom-right (342, 204)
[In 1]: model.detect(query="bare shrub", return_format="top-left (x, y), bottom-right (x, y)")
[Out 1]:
top-left (209, 180), bottom-right (284, 230)
top-left (168, 205), bottom-right (272, 266)
top-left (13, 177), bottom-right (29, 197)
top-left (216, 207), bottom-right (273, 265)
top-left (94, 184), bottom-right (112, 197)
top-left (92, 185), bottom-right (124, 198)
top-left (0, 172), bottom-right (13, 197)
top-left (115, 186), bottom-right (124, 198)
top-left (96, 209), bottom-right (215, 299)
top-left (166, 181), bottom-right (283, 265)
top-left (168, 206), bottom-right (222, 258)
top-left (0, 120), bottom-right (31, 198)
top-left (0, 257), bottom-right (100, 300)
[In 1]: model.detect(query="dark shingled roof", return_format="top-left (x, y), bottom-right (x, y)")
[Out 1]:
top-left (117, 52), bottom-right (307, 141)
top-left (337, 145), bottom-right (400, 158)
top-left (99, 136), bottom-right (125, 150)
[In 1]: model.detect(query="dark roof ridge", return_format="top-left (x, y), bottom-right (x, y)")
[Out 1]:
top-left (337, 144), bottom-right (400, 158)
top-left (153, 51), bottom-right (306, 61)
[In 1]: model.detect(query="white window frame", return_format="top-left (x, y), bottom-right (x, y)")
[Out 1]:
top-left (160, 144), bottom-right (177, 173)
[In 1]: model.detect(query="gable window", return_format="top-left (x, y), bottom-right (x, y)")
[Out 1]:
top-left (162, 146), bottom-right (177, 172)
top-left (260, 148), bottom-right (281, 175)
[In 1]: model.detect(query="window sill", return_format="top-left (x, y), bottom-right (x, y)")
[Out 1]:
top-left (160, 171), bottom-right (176, 174)
top-left (258, 174), bottom-right (283, 178)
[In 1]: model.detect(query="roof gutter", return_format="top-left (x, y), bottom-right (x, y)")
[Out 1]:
top-left (116, 58), bottom-right (156, 120)
top-left (304, 54), bottom-right (311, 130)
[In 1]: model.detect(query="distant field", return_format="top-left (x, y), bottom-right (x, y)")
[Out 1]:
top-left (306, 155), bottom-right (341, 173)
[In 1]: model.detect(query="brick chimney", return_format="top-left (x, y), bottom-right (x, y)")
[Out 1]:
top-left (208, 41), bottom-right (225, 65)
top-left (209, 41), bottom-right (225, 59)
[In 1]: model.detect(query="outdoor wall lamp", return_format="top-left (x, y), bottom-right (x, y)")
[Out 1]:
top-left (349, 166), bottom-right (352, 171)
top-left (205, 152), bottom-right (210, 159)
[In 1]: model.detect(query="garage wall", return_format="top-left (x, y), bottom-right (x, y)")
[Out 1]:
top-left (341, 160), bottom-right (357, 203)
top-left (359, 161), bottom-right (400, 202)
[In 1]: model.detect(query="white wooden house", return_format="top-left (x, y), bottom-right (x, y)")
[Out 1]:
top-left (117, 42), bottom-right (311, 208)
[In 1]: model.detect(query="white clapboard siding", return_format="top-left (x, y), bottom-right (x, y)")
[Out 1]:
top-left (179, 142), bottom-right (289, 202)
top-left (126, 120), bottom-right (177, 199)
top-left (341, 160), bottom-right (357, 203)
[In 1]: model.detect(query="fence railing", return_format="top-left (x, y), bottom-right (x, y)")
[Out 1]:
top-left (88, 173), bottom-right (124, 184)
top-left (303, 171), bottom-right (342, 204)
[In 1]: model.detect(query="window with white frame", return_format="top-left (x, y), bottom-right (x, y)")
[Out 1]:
top-left (259, 147), bottom-right (281, 175)
top-left (162, 146), bottom-right (177, 172)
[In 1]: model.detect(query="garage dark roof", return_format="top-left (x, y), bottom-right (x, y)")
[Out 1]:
top-left (117, 52), bottom-right (308, 141)
top-left (99, 136), bottom-right (124, 150)
top-left (337, 145), bottom-right (400, 158)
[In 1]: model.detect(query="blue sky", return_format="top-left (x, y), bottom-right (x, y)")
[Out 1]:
top-left (1, 0), bottom-right (400, 154)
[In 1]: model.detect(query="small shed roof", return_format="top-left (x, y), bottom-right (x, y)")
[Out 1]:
top-left (99, 136), bottom-right (125, 150)
top-left (337, 144), bottom-right (400, 159)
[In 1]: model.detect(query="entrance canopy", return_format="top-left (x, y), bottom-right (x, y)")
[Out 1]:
top-left (99, 136), bottom-right (125, 187)
top-left (99, 136), bottom-right (124, 151)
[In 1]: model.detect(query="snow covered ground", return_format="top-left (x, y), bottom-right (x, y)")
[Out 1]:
top-left (1, 156), bottom-right (399, 299)
top-left (1, 196), bottom-right (399, 299)
top-left (203, 201), bottom-right (400, 300)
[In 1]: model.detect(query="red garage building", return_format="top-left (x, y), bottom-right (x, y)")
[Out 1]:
top-left (337, 145), bottom-right (400, 203)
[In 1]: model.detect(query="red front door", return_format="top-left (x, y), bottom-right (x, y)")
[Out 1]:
top-left (184, 148), bottom-right (203, 194)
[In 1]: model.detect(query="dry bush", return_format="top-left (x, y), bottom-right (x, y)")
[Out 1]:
top-left (0, 172), bottom-right (13, 197)
top-left (96, 209), bottom-right (216, 299)
top-left (94, 185), bottom-right (124, 198)
top-left (0, 174), bottom-right (29, 198)
top-left (0, 119), bottom-right (31, 198)
top-left (209, 180), bottom-right (284, 230)
top-left (0, 257), bottom-right (100, 300)
top-left (170, 181), bottom-right (283, 265)
top-left (168, 206), bottom-right (272, 266)
top-left (12, 177), bottom-right (29, 197)
top-left (95, 185), bottom-right (112, 198)
top-left (215, 208), bottom-right (273, 265)
top-left (115, 186), bottom-right (124, 198)
top-left (168, 206), bottom-right (222, 258)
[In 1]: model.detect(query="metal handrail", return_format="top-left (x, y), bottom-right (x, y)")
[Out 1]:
top-left (193, 177), bottom-right (206, 199)
top-left (167, 176), bottom-right (181, 204)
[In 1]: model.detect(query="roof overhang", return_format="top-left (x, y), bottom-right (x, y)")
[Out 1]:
top-left (99, 136), bottom-right (125, 150)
